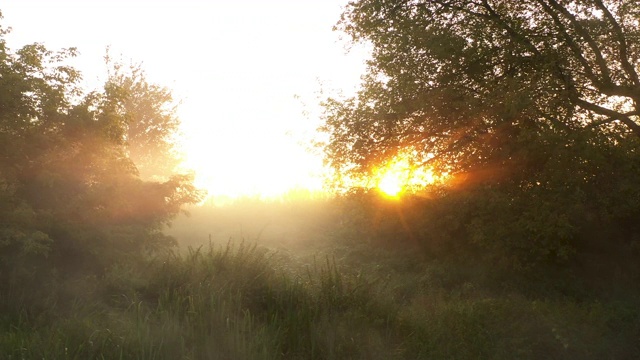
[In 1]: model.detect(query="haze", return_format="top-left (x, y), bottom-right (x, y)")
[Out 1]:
top-left (3, 1), bottom-right (640, 358)
top-left (2, 0), bottom-right (368, 199)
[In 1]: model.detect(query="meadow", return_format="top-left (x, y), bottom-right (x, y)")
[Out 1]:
top-left (2, 194), bottom-right (638, 360)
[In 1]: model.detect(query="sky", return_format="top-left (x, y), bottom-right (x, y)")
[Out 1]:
top-left (1, 0), bottom-right (368, 200)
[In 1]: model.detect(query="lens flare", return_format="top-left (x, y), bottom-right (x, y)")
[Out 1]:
top-left (374, 151), bottom-right (446, 197)
top-left (378, 171), bottom-right (405, 197)
top-left (375, 157), bottom-right (411, 197)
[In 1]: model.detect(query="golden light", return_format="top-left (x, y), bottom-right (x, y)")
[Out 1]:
top-left (178, 145), bottom-right (327, 203)
top-left (374, 151), bottom-right (446, 198)
top-left (376, 157), bottom-right (411, 197)
top-left (2, 1), bottom-right (367, 204)
top-left (378, 171), bottom-right (405, 197)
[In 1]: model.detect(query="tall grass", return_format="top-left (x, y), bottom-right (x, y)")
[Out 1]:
top-left (1, 239), bottom-right (638, 359)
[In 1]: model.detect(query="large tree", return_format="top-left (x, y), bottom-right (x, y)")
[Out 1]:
top-left (319, 1), bottom-right (640, 266)
top-left (321, 0), bottom-right (640, 183)
top-left (0, 16), bottom-right (202, 295)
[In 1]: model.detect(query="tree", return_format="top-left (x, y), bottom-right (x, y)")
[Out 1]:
top-left (0, 15), bottom-right (203, 304)
top-left (321, 0), bottom-right (640, 182)
top-left (103, 55), bottom-right (183, 180)
top-left (320, 1), bottom-right (640, 266)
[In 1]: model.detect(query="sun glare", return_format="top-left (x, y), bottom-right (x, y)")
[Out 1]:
top-left (178, 139), bottom-right (327, 203)
top-left (378, 172), bottom-right (404, 197)
top-left (376, 157), bottom-right (411, 198)
top-left (2, 0), bottom-right (367, 205)
top-left (374, 152), bottom-right (446, 198)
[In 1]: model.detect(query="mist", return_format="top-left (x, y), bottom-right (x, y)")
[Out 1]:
top-left (2, 1), bottom-right (640, 358)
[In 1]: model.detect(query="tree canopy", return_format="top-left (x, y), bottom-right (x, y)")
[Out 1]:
top-left (321, 0), bottom-right (640, 183)
top-left (0, 16), bottom-right (202, 291)
top-left (320, 1), bottom-right (640, 266)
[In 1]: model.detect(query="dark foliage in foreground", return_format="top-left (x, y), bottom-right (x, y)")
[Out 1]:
top-left (1, 239), bottom-right (638, 359)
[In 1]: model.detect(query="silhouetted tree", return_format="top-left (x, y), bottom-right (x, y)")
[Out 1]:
top-left (320, 1), bottom-right (640, 266)
top-left (0, 16), bottom-right (203, 297)
top-left (322, 0), bottom-right (640, 179)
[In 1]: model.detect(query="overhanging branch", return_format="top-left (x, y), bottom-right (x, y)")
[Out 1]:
top-left (594, 0), bottom-right (640, 86)
top-left (575, 98), bottom-right (640, 137)
top-left (545, 0), bottom-right (613, 87)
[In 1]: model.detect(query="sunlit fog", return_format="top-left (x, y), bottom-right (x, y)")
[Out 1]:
top-left (2, 0), bottom-right (369, 200)
top-left (2, 1), bottom-right (640, 358)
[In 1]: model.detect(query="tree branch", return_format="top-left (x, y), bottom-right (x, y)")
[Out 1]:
top-left (544, 0), bottom-right (613, 86)
top-left (575, 98), bottom-right (640, 137)
top-left (593, 0), bottom-right (640, 86)
top-left (479, 0), bottom-right (542, 57)
top-left (535, 0), bottom-right (601, 87)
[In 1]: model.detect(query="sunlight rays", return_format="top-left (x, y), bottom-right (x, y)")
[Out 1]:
top-left (374, 151), bottom-right (446, 198)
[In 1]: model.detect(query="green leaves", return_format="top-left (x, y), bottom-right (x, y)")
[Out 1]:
top-left (0, 21), bottom-right (202, 288)
top-left (320, 1), bottom-right (640, 266)
top-left (323, 0), bottom-right (640, 178)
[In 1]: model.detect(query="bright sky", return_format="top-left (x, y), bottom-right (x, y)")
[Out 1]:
top-left (1, 0), bottom-right (368, 200)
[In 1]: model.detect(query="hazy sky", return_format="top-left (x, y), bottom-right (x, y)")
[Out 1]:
top-left (1, 0), bottom-right (368, 198)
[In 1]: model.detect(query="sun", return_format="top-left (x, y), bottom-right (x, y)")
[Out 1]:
top-left (375, 156), bottom-right (411, 198)
top-left (374, 152), bottom-right (446, 198)
top-left (378, 171), bottom-right (405, 197)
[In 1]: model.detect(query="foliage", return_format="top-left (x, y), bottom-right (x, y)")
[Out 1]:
top-left (0, 15), bottom-right (203, 310)
top-left (320, 0), bottom-right (640, 265)
top-left (330, 129), bottom-right (640, 268)
top-left (103, 53), bottom-right (183, 180)
top-left (1, 238), bottom-right (638, 359)
top-left (323, 0), bottom-right (640, 176)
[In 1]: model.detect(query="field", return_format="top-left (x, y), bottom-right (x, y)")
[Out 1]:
top-left (2, 195), bottom-right (638, 360)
